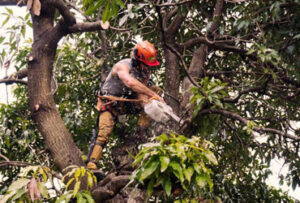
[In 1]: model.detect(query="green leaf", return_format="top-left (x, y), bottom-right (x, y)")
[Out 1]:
top-left (37, 182), bottom-right (49, 198)
top-left (210, 86), bottom-right (225, 94)
top-left (102, 2), bottom-right (111, 22)
top-left (82, 192), bottom-right (95, 203)
top-left (119, 14), bottom-right (128, 26)
top-left (204, 151), bottom-right (218, 165)
top-left (11, 189), bottom-right (26, 201)
top-left (25, 13), bottom-right (30, 20)
top-left (0, 192), bottom-right (15, 203)
top-left (87, 173), bottom-right (94, 189)
top-left (156, 134), bottom-right (169, 143)
top-left (196, 175), bottom-right (207, 188)
top-left (66, 178), bottom-right (75, 189)
top-left (147, 178), bottom-right (155, 196)
top-left (8, 178), bottom-right (31, 192)
top-left (5, 7), bottom-right (13, 15)
top-left (80, 167), bottom-right (86, 177)
top-left (170, 161), bottom-right (184, 182)
top-left (2, 16), bottom-right (10, 26)
top-left (183, 166), bottom-right (194, 183)
top-left (111, 0), bottom-right (118, 18)
top-left (193, 163), bottom-right (201, 174)
top-left (154, 175), bottom-right (164, 187)
top-left (160, 156), bottom-right (170, 173)
top-left (55, 191), bottom-right (73, 203)
top-left (140, 158), bottom-right (160, 181)
top-left (76, 192), bottom-right (84, 203)
top-left (39, 167), bottom-right (48, 182)
top-left (74, 168), bottom-right (81, 181)
top-left (73, 182), bottom-right (81, 197)
top-left (115, 0), bottom-right (125, 8)
top-left (162, 176), bottom-right (172, 196)
top-left (20, 26), bottom-right (26, 37)
top-left (132, 153), bottom-right (144, 167)
top-left (85, 0), bottom-right (105, 16)
top-left (214, 99), bottom-right (223, 108)
top-left (0, 37), bottom-right (4, 44)
top-left (293, 34), bottom-right (300, 39)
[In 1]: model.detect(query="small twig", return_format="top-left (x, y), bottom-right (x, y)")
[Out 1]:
top-left (155, 4), bottom-right (208, 97)
top-left (225, 0), bottom-right (248, 3)
top-left (155, 0), bottom-right (194, 7)
top-left (0, 161), bottom-right (32, 168)
top-left (28, 144), bottom-right (42, 164)
top-left (0, 153), bottom-right (10, 161)
top-left (198, 108), bottom-right (300, 141)
top-left (0, 160), bottom-right (63, 179)
top-left (66, 0), bottom-right (92, 22)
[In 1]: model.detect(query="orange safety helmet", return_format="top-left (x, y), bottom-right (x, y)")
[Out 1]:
top-left (134, 41), bottom-right (160, 66)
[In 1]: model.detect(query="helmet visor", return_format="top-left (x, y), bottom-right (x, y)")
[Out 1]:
top-left (144, 56), bottom-right (160, 66)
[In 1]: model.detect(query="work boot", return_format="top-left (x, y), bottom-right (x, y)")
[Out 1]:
top-left (87, 145), bottom-right (103, 170)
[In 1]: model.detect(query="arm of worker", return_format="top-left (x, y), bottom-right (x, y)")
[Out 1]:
top-left (113, 63), bottom-right (164, 103)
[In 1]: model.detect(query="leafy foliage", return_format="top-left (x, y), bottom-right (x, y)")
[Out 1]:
top-left (1, 0), bottom-right (300, 202)
top-left (83, 0), bottom-right (125, 22)
top-left (132, 133), bottom-right (217, 199)
top-left (190, 77), bottom-right (228, 117)
top-left (0, 165), bottom-right (96, 203)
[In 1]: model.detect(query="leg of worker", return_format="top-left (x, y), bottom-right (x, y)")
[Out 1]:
top-left (87, 111), bottom-right (115, 170)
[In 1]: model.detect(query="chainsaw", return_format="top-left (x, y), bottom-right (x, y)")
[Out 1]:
top-left (144, 100), bottom-right (181, 124)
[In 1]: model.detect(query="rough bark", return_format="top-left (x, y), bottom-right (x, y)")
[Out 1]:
top-left (181, 45), bottom-right (208, 107)
top-left (163, 46), bottom-right (181, 114)
top-left (181, 0), bottom-right (224, 116)
top-left (27, 2), bottom-right (84, 171)
top-left (161, 9), bottom-right (187, 114)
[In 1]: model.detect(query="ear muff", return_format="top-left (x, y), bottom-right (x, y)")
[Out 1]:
top-left (134, 48), bottom-right (138, 59)
top-left (132, 48), bottom-right (140, 67)
top-left (132, 58), bottom-right (140, 67)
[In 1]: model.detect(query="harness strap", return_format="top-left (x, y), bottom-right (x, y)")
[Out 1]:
top-left (97, 95), bottom-right (143, 102)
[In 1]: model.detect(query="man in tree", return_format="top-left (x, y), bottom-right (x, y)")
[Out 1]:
top-left (87, 40), bottom-right (164, 170)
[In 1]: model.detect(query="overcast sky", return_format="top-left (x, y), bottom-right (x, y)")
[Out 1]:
top-left (0, 5), bottom-right (299, 200)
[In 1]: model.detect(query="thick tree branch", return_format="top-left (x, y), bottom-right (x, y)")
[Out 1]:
top-left (0, 0), bottom-right (26, 6)
top-left (155, 5), bottom-right (207, 97)
top-left (0, 78), bottom-right (28, 85)
top-left (198, 108), bottom-right (300, 141)
top-left (67, 21), bottom-right (104, 33)
top-left (163, 7), bottom-right (178, 30)
top-left (181, 0), bottom-right (224, 109)
top-left (3, 68), bottom-right (28, 80)
top-left (47, 0), bottom-right (76, 26)
top-left (166, 8), bottom-right (188, 34)
top-left (209, 0), bottom-right (224, 36)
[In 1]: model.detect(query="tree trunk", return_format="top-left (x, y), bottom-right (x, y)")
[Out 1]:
top-left (181, 45), bottom-right (207, 108)
top-left (27, 4), bottom-right (83, 171)
top-left (163, 46), bottom-right (180, 114)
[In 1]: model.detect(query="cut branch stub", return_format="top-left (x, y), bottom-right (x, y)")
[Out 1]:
top-left (100, 21), bottom-right (110, 30)
top-left (27, 0), bottom-right (41, 16)
top-left (28, 54), bottom-right (35, 62)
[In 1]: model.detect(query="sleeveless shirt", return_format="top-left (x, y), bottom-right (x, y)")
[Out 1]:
top-left (100, 58), bottom-right (149, 98)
